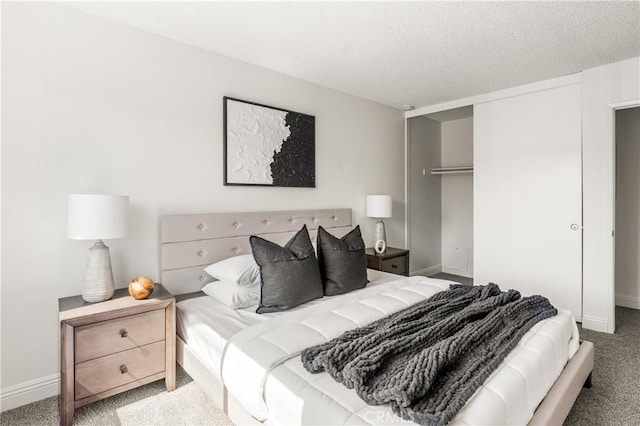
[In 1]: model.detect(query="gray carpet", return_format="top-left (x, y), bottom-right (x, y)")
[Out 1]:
top-left (0, 365), bottom-right (233, 426)
top-left (430, 272), bottom-right (474, 286)
top-left (565, 306), bottom-right (640, 425)
top-left (2, 308), bottom-right (638, 425)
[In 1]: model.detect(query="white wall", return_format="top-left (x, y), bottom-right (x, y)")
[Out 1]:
top-left (0, 2), bottom-right (404, 409)
top-left (615, 107), bottom-right (640, 309)
top-left (440, 117), bottom-right (473, 277)
top-left (582, 57), bottom-right (640, 332)
top-left (407, 117), bottom-right (441, 275)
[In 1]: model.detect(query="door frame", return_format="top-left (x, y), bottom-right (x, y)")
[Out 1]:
top-left (609, 99), bottom-right (640, 332)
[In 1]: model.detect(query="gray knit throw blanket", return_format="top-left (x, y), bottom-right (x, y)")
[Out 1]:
top-left (301, 283), bottom-right (557, 425)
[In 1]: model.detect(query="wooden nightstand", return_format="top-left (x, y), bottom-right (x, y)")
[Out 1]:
top-left (366, 247), bottom-right (410, 276)
top-left (58, 284), bottom-right (176, 426)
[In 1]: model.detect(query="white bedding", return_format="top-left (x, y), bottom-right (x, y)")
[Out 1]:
top-left (178, 273), bottom-right (580, 425)
top-left (176, 269), bottom-right (403, 375)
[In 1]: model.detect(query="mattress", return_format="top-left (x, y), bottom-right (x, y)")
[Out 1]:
top-left (264, 312), bottom-right (579, 426)
top-left (179, 273), bottom-right (580, 425)
top-left (176, 269), bottom-right (404, 375)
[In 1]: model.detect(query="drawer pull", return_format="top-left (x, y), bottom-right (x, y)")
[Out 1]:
top-left (120, 329), bottom-right (128, 338)
top-left (120, 365), bottom-right (128, 374)
top-left (391, 264), bottom-right (398, 269)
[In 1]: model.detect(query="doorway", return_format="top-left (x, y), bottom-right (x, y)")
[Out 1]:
top-left (614, 106), bottom-right (640, 326)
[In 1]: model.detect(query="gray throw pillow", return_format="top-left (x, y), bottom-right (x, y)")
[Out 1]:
top-left (250, 225), bottom-right (324, 313)
top-left (317, 225), bottom-right (368, 296)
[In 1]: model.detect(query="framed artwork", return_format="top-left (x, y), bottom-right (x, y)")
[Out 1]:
top-left (223, 97), bottom-right (316, 187)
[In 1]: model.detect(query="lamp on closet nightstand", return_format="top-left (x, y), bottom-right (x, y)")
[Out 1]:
top-left (366, 195), bottom-right (392, 254)
top-left (67, 194), bottom-right (129, 303)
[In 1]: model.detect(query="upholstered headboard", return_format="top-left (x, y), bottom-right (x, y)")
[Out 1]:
top-left (159, 208), bottom-right (352, 295)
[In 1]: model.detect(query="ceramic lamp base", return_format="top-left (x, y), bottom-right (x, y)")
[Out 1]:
top-left (373, 219), bottom-right (387, 253)
top-left (82, 240), bottom-right (115, 303)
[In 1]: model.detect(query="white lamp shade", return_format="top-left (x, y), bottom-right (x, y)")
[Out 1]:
top-left (67, 194), bottom-right (129, 240)
top-left (366, 195), bottom-right (392, 218)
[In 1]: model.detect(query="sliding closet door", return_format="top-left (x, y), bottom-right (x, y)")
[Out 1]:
top-left (474, 84), bottom-right (582, 320)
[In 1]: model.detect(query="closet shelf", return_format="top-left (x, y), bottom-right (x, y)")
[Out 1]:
top-left (431, 166), bottom-right (474, 175)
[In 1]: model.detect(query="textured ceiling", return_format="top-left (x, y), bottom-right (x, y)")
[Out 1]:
top-left (63, 1), bottom-right (640, 110)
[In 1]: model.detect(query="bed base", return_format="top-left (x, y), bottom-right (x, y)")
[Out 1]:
top-left (177, 336), bottom-right (594, 426)
top-left (177, 336), bottom-right (260, 426)
top-left (528, 340), bottom-right (594, 425)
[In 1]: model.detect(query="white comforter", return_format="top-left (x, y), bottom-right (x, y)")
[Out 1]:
top-left (221, 276), bottom-right (580, 425)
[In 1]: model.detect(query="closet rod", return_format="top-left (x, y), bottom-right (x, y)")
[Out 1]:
top-left (431, 166), bottom-right (473, 175)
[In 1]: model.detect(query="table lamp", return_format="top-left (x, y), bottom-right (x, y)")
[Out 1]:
top-left (366, 195), bottom-right (392, 253)
top-left (67, 194), bottom-right (129, 303)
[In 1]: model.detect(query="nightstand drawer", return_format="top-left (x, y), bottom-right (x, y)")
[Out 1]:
top-left (381, 257), bottom-right (406, 275)
top-left (75, 340), bottom-right (165, 400)
top-left (75, 309), bottom-right (165, 363)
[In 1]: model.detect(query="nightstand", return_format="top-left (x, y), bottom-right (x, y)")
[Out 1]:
top-left (365, 247), bottom-right (410, 276)
top-left (58, 284), bottom-right (175, 426)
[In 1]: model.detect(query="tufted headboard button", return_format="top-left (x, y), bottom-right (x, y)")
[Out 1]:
top-left (233, 221), bottom-right (239, 228)
top-left (198, 223), bottom-right (205, 230)
top-left (199, 276), bottom-right (205, 281)
top-left (198, 251), bottom-right (205, 257)
top-left (263, 219), bottom-right (269, 225)
top-left (232, 247), bottom-right (239, 253)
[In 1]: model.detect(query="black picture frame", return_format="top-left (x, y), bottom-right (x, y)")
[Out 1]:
top-left (223, 96), bottom-right (316, 187)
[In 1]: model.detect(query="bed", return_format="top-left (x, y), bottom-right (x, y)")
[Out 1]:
top-left (160, 208), bottom-right (594, 425)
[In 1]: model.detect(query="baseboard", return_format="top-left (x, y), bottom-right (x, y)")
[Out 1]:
top-left (411, 264), bottom-right (442, 277)
top-left (616, 295), bottom-right (640, 309)
top-left (581, 315), bottom-right (610, 333)
top-left (1, 373), bottom-right (59, 412)
top-left (441, 267), bottom-right (473, 279)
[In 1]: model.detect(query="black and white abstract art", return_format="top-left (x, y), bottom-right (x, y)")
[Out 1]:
top-left (223, 97), bottom-right (315, 187)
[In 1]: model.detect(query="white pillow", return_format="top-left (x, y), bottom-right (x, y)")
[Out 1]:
top-left (202, 280), bottom-right (260, 309)
top-left (204, 254), bottom-right (261, 288)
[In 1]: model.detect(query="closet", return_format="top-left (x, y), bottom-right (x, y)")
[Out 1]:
top-left (407, 106), bottom-right (474, 279)
top-left (407, 82), bottom-right (583, 321)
